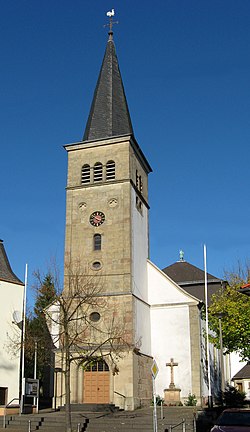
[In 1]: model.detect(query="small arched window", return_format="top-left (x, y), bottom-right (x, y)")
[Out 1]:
top-left (94, 162), bottom-right (103, 182)
top-left (106, 160), bottom-right (115, 180)
top-left (81, 164), bottom-right (90, 184)
top-left (93, 234), bottom-right (101, 251)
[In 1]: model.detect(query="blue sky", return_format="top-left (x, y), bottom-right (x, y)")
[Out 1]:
top-left (1, 0), bottom-right (249, 303)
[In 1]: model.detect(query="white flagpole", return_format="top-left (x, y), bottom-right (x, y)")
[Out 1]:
top-left (204, 245), bottom-right (212, 407)
top-left (20, 264), bottom-right (28, 415)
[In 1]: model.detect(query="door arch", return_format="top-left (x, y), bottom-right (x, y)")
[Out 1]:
top-left (83, 360), bottom-right (110, 403)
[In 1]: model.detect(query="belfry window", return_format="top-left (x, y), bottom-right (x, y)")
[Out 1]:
top-left (81, 164), bottom-right (90, 184)
top-left (136, 196), bottom-right (143, 214)
top-left (139, 176), bottom-right (143, 193)
top-left (94, 162), bottom-right (103, 182)
top-left (106, 160), bottom-right (115, 180)
top-left (93, 234), bottom-right (101, 251)
top-left (136, 170), bottom-right (143, 193)
top-left (136, 170), bottom-right (139, 189)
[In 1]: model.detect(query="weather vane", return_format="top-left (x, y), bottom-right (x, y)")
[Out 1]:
top-left (179, 249), bottom-right (185, 261)
top-left (104, 9), bottom-right (118, 37)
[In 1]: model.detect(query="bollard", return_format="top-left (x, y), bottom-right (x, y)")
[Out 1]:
top-left (28, 420), bottom-right (31, 432)
top-left (182, 419), bottom-right (186, 432)
top-left (193, 412), bottom-right (197, 432)
top-left (77, 422), bottom-right (81, 432)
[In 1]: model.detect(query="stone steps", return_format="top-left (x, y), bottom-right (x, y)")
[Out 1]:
top-left (59, 403), bottom-right (121, 413)
top-left (0, 407), bottom-right (198, 432)
top-left (1, 413), bottom-right (87, 432)
top-left (83, 408), bottom-right (196, 432)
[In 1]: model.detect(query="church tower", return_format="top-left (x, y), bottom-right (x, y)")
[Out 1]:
top-left (63, 27), bottom-right (152, 409)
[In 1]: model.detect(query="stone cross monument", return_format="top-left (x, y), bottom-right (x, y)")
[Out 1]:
top-left (164, 358), bottom-right (181, 405)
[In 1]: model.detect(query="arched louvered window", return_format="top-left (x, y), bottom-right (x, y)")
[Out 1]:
top-left (93, 234), bottom-right (101, 251)
top-left (136, 170), bottom-right (142, 193)
top-left (106, 160), bottom-right (115, 180)
top-left (81, 164), bottom-right (90, 184)
top-left (136, 170), bottom-right (139, 189)
top-left (94, 162), bottom-right (103, 182)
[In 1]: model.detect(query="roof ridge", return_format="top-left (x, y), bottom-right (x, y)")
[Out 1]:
top-left (162, 260), bottom-right (219, 281)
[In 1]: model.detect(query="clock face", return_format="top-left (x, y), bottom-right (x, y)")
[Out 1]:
top-left (89, 211), bottom-right (105, 227)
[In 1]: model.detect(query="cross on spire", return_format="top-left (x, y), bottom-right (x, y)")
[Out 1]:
top-left (104, 9), bottom-right (118, 39)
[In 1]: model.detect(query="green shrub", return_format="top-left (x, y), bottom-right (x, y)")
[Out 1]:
top-left (223, 385), bottom-right (246, 407)
top-left (184, 393), bottom-right (197, 406)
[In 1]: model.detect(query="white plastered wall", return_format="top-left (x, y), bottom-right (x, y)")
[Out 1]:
top-left (134, 299), bottom-right (151, 355)
top-left (131, 189), bottom-right (151, 355)
top-left (131, 189), bottom-right (149, 302)
top-left (229, 352), bottom-right (249, 398)
top-left (147, 260), bottom-right (199, 400)
top-left (45, 301), bottom-right (60, 349)
top-left (0, 280), bottom-right (23, 404)
top-left (229, 352), bottom-right (247, 381)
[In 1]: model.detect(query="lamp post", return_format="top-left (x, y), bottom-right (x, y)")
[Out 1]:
top-left (33, 338), bottom-right (39, 411)
top-left (20, 264), bottom-right (28, 415)
top-left (214, 312), bottom-right (226, 396)
top-left (218, 314), bottom-right (225, 394)
top-left (34, 338), bottom-right (38, 380)
top-left (204, 245), bottom-right (213, 408)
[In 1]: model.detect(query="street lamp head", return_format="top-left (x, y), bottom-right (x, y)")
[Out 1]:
top-left (215, 312), bottom-right (227, 319)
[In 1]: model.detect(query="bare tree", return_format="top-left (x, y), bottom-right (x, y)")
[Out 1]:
top-left (223, 259), bottom-right (250, 288)
top-left (45, 259), bottom-right (132, 432)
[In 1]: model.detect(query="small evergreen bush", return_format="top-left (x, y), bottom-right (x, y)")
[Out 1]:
top-left (223, 385), bottom-right (246, 407)
top-left (184, 393), bottom-right (197, 406)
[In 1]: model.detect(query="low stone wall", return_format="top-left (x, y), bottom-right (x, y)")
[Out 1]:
top-left (0, 406), bottom-right (19, 416)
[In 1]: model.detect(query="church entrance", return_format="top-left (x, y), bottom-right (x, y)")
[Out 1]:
top-left (83, 360), bottom-right (110, 403)
top-left (0, 387), bottom-right (7, 405)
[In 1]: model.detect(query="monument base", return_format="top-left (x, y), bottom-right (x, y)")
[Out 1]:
top-left (164, 387), bottom-right (181, 405)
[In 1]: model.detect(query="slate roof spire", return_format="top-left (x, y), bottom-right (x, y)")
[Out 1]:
top-left (83, 28), bottom-right (134, 142)
top-left (0, 239), bottom-right (23, 285)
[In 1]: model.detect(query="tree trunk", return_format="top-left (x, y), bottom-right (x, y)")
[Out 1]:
top-left (65, 337), bottom-right (72, 432)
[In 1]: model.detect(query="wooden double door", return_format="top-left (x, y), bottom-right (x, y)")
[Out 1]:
top-left (83, 360), bottom-right (110, 403)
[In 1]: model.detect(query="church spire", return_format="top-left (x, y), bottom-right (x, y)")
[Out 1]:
top-left (83, 15), bottom-right (134, 142)
top-left (0, 239), bottom-right (23, 285)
